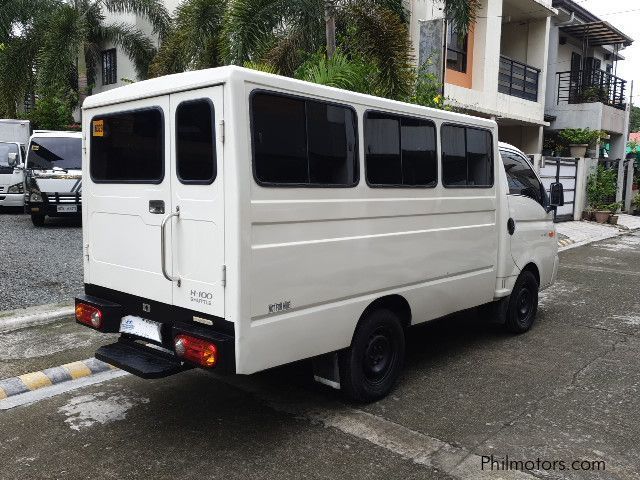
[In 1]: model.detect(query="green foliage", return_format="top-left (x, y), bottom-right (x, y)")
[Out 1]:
top-left (444, 0), bottom-right (480, 34)
top-left (26, 94), bottom-right (76, 130)
top-left (628, 140), bottom-right (639, 154)
top-left (632, 193), bottom-right (640, 210)
top-left (294, 50), bottom-right (377, 94)
top-left (150, 0), bottom-right (227, 77)
top-left (629, 105), bottom-right (640, 133)
top-left (408, 64), bottom-right (451, 110)
top-left (559, 128), bottom-right (604, 146)
top-left (587, 165), bottom-right (618, 210)
top-left (243, 61), bottom-right (277, 74)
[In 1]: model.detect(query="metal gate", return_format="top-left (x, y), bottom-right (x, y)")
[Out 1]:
top-left (539, 157), bottom-right (579, 222)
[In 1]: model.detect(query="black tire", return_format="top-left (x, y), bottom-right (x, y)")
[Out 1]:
top-left (505, 270), bottom-right (539, 334)
top-left (31, 214), bottom-right (45, 227)
top-left (339, 309), bottom-right (405, 403)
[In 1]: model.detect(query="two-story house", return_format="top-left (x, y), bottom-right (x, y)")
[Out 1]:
top-left (409, 0), bottom-right (557, 156)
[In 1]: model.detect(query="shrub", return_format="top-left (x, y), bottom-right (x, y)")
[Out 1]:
top-left (587, 165), bottom-right (618, 210)
top-left (559, 128), bottom-right (604, 147)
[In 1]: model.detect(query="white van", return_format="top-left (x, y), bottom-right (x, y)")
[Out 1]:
top-left (24, 131), bottom-right (83, 226)
top-left (75, 67), bottom-right (563, 402)
top-left (0, 141), bottom-right (26, 208)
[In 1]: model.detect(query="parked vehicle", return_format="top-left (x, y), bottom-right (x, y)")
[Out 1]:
top-left (75, 67), bottom-right (563, 402)
top-left (0, 119), bottom-right (30, 208)
top-left (24, 130), bottom-right (83, 226)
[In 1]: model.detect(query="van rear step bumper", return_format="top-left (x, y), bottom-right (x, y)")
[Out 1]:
top-left (96, 339), bottom-right (191, 379)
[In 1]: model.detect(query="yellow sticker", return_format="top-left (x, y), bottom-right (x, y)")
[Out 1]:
top-left (32, 144), bottom-right (39, 151)
top-left (92, 119), bottom-right (104, 137)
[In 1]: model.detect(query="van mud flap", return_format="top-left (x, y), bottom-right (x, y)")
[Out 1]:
top-left (96, 339), bottom-right (191, 379)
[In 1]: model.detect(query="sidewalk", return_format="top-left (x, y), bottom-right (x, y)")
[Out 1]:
top-left (556, 213), bottom-right (640, 251)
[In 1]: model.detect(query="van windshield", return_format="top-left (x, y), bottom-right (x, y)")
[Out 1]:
top-left (27, 137), bottom-right (82, 170)
top-left (0, 142), bottom-right (19, 172)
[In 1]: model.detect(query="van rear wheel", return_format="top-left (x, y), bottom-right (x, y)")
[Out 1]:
top-left (505, 271), bottom-right (539, 334)
top-left (339, 309), bottom-right (405, 403)
top-left (31, 214), bottom-right (45, 227)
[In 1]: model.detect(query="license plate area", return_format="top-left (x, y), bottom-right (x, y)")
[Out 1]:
top-left (57, 204), bottom-right (77, 213)
top-left (119, 315), bottom-right (162, 343)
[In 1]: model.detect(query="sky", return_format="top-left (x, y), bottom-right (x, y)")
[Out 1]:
top-left (573, 0), bottom-right (640, 105)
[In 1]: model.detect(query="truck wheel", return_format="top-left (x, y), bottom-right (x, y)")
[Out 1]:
top-left (31, 214), bottom-right (45, 227)
top-left (505, 271), bottom-right (539, 334)
top-left (339, 309), bottom-right (405, 403)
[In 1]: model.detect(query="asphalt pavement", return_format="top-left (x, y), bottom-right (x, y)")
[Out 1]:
top-left (1, 228), bottom-right (640, 479)
top-left (0, 210), bottom-right (82, 311)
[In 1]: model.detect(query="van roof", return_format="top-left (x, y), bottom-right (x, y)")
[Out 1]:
top-left (82, 66), bottom-right (497, 129)
top-left (30, 130), bottom-right (81, 139)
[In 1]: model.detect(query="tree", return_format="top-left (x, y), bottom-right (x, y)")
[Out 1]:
top-left (630, 105), bottom-right (640, 133)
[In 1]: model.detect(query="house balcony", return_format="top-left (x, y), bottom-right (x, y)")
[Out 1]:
top-left (556, 69), bottom-right (627, 110)
top-left (498, 55), bottom-right (541, 102)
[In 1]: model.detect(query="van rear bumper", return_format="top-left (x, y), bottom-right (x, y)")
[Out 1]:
top-left (76, 284), bottom-right (235, 375)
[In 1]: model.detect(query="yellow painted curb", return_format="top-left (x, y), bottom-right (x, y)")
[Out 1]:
top-left (18, 371), bottom-right (53, 391)
top-left (62, 361), bottom-right (92, 379)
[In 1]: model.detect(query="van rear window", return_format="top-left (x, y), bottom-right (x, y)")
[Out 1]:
top-left (90, 108), bottom-right (163, 183)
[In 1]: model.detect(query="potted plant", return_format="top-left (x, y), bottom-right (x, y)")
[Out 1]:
top-left (607, 202), bottom-right (622, 225)
top-left (559, 128), bottom-right (603, 158)
top-left (582, 206), bottom-right (594, 221)
top-left (587, 165), bottom-right (618, 223)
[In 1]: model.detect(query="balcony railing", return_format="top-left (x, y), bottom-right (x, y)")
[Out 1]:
top-left (557, 69), bottom-right (627, 110)
top-left (498, 55), bottom-right (540, 102)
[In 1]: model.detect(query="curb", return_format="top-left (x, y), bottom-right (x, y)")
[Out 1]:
top-left (0, 358), bottom-right (115, 400)
top-left (0, 302), bottom-right (74, 333)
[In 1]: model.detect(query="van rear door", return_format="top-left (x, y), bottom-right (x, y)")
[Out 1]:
top-left (168, 87), bottom-right (225, 318)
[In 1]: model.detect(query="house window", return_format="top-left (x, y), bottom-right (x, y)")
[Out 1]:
top-left (102, 49), bottom-right (117, 86)
top-left (446, 23), bottom-right (468, 73)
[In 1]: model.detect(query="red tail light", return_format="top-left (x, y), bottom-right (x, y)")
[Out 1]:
top-left (174, 334), bottom-right (218, 368)
top-left (75, 303), bottom-right (103, 329)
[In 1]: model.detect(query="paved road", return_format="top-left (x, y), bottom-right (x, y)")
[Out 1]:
top-left (1, 233), bottom-right (640, 479)
top-left (0, 210), bottom-right (82, 311)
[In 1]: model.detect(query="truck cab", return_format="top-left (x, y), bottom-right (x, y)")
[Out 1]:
top-left (24, 130), bottom-right (83, 226)
top-left (0, 141), bottom-right (26, 208)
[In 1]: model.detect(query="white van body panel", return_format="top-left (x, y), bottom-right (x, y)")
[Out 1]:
top-left (82, 67), bottom-right (557, 375)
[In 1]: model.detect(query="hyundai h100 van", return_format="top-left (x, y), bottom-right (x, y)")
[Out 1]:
top-left (75, 67), bottom-right (563, 402)
top-left (24, 131), bottom-right (83, 226)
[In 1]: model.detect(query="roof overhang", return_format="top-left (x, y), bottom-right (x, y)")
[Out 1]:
top-left (560, 21), bottom-right (633, 47)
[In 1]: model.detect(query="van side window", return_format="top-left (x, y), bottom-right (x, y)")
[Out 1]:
top-left (441, 125), bottom-right (493, 187)
top-left (501, 150), bottom-right (544, 206)
top-left (176, 99), bottom-right (216, 184)
top-left (364, 111), bottom-right (437, 187)
top-left (251, 92), bottom-right (358, 186)
top-left (90, 108), bottom-right (163, 183)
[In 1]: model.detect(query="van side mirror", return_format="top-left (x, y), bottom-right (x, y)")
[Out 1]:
top-left (7, 152), bottom-right (17, 167)
top-left (549, 182), bottom-right (564, 208)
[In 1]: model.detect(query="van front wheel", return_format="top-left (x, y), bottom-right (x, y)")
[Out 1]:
top-left (339, 309), bottom-right (405, 403)
top-left (31, 214), bottom-right (45, 227)
top-left (505, 271), bottom-right (539, 334)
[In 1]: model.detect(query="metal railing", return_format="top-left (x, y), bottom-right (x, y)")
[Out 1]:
top-left (498, 55), bottom-right (540, 102)
top-left (557, 69), bottom-right (627, 110)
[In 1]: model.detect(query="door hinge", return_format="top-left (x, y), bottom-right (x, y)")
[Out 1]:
top-left (221, 265), bottom-right (226, 287)
top-left (218, 120), bottom-right (225, 144)
top-left (84, 243), bottom-right (89, 260)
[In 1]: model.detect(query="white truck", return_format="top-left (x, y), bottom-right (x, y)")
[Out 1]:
top-left (0, 119), bottom-right (30, 208)
top-left (24, 130), bottom-right (83, 226)
top-left (75, 67), bottom-right (563, 402)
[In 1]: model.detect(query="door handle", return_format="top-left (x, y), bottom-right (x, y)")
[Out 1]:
top-left (507, 218), bottom-right (516, 235)
top-left (161, 206), bottom-right (180, 286)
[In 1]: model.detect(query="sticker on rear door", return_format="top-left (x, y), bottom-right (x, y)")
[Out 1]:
top-left (92, 119), bottom-right (104, 137)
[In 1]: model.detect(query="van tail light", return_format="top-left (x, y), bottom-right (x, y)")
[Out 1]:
top-left (174, 334), bottom-right (218, 368)
top-left (75, 303), bottom-right (103, 329)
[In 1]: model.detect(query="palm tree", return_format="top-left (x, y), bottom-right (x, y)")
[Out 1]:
top-left (37, 0), bottom-right (171, 111)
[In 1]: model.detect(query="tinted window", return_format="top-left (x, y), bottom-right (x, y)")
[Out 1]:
top-left (501, 150), bottom-right (544, 206)
top-left (91, 109), bottom-right (163, 183)
top-left (365, 112), bottom-right (437, 187)
top-left (0, 142), bottom-right (19, 173)
top-left (441, 125), bottom-right (493, 187)
top-left (176, 100), bottom-right (216, 184)
top-left (27, 137), bottom-right (82, 170)
top-left (252, 92), bottom-right (357, 186)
